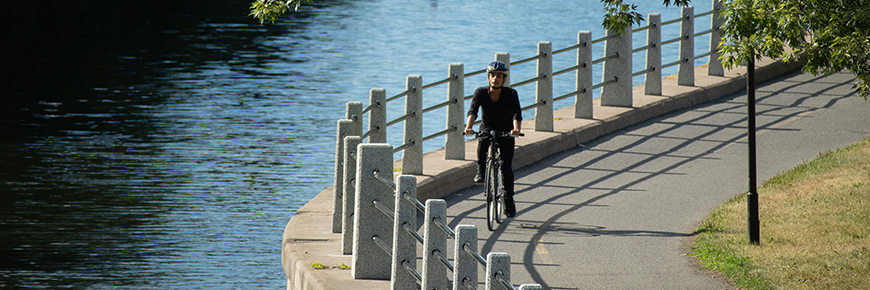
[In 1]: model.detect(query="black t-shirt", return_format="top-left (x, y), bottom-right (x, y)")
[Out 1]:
top-left (467, 86), bottom-right (522, 132)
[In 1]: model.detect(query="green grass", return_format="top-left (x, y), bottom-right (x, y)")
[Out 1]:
top-left (692, 136), bottom-right (870, 290)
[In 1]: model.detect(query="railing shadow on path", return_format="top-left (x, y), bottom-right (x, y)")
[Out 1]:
top-left (438, 70), bottom-right (859, 289)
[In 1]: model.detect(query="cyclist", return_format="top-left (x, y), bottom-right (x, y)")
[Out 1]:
top-left (464, 61), bottom-right (522, 217)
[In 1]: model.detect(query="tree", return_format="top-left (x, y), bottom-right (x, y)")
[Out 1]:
top-left (248, 0), bottom-right (870, 98)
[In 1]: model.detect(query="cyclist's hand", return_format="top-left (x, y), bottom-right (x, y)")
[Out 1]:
top-left (465, 128), bottom-right (475, 136)
top-left (510, 129), bottom-right (521, 137)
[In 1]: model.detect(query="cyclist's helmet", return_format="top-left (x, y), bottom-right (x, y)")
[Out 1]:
top-left (486, 61), bottom-right (509, 76)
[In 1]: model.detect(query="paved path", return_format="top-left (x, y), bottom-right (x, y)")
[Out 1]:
top-left (439, 70), bottom-right (869, 289)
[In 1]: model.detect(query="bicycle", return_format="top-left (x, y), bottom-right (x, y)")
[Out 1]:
top-left (471, 130), bottom-right (523, 231)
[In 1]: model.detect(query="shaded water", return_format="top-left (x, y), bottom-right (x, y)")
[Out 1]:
top-left (1, 0), bottom-right (709, 288)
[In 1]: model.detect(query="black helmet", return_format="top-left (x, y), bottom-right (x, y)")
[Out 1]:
top-left (486, 61), bottom-right (509, 76)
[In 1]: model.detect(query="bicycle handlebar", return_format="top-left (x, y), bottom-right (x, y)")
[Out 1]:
top-left (468, 130), bottom-right (524, 138)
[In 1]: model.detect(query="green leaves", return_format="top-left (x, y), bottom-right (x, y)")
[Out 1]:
top-left (601, 0), bottom-right (645, 35)
top-left (249, 0), bottom-right (312, 24)
top-left (718, 0), bottom-right (870, 99)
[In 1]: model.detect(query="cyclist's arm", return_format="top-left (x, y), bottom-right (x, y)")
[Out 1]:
top-left (511, 119), bottom-right (521, 136)
top-left (465, 114), bottom-right (477, 136)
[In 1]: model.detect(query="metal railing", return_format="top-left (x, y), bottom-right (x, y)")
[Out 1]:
top-left (326, 0), bottom-right (724, 287)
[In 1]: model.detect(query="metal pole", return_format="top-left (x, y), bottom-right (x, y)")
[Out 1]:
top-left (746, 56), bottom-right (760, 245)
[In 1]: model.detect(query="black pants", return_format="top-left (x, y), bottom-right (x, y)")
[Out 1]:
top-left (477, 135), bottom-right (515, 198)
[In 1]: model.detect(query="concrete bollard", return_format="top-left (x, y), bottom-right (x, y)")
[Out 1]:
top-left (352, 143), bottom-right (394, 279)
top-left (402, 75), bottom-right (423, 175)
top-left (519, 284), bottom-right (543, 290)
top-left (575, 31), bottom-right (593, 119)
top-left (601, 29), bottom-right (632, 107)
top-left (678, 6), bottom-right (695, 86)
top-left (645, 13), bottom-right (663, 96)
top-left (486, 252), bottom-right (511, 290)
top-left (453, 225), bottom-right (478, 290)
top-left (446, 63), bottom-right (465, 160)
top-left (708, 0), bottom-right (724, 76)
top-left (391, 175), bottom-right (418, 290)
top-left (334, 119), bottom-right (353, 233)
top-left (496, 53), bottom-right (511, 87)
top-left (369, 89), bottom-right (387, 143)
top-left (536, 41), bottom-right (554, 132)
top-left (347, 101), bottom-right (363, 136)
top-left (342, 136), bottom-right (362, 254)
top-left (422, 199), bottom-right (448, 290)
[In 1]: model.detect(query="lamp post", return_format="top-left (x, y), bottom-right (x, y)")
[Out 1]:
top-left (746, 56), bottom-right (760, 245)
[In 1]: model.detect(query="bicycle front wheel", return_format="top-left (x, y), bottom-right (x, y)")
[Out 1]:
top-left (485, 159), bottom-right (499, 231)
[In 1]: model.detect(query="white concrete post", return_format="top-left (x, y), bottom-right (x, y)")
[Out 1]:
top-left (535, 41), bottom-right (554, 132)
top-left (422, 199), bottom-right (448, 290)
top-left (333, 119), bottom-right (353, 233)
top-left (352, 143), bottom-right (394, 279)
top-left (453, 225), bottom-right (478, 290)
top-left (496, 53), bottom-right (510, 86)
top-left (446, 63), bottom-right (465, 160)
top-left (485, 252), bottom-right (511, 290)
top-left (347, 101), bottom-right (363, 136)
top-left (601, 29), bottom-right (632, 107)
top-left (575, 31), bottom-right (593, 119)
top-left (342, 136), bottom-right (362, 254)
top-left (645, 13), bottom-right (663, 96)
top-left (708, 0), bottom-right (724, 76)
top-left (369, 89), bottom-right (387, 143)
top-left (402, 75), bottom-right (423, 175)
top-left (678, 6), bottom-right (695, 86)
top-left (391, 175), bottom-right (418, 290)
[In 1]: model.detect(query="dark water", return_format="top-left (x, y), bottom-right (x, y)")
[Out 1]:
top-left (1, 0), bottom-right (707, 288)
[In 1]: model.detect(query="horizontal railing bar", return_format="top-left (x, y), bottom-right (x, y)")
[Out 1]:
top-left (552, 43), bottom-right (583, 55)
top-left (433, 217), bottom-right (456, 239)
top-left (695, 27), bottom-right (715, 37)
top-left (433, 249), bottom-right (454, 272)
top-left (591, 52), bottom-right (619, 65)
top-left (695, 9), bottom-right (715, 18)
top-left (422, 99), bottom-right (452, 115)
top-left (591, 76), bottom-right (618, 90)
top-left (511, 53), bottom-right (543, 66)
top-left (403, 222), bottom-right (424, 244)
top-left (633, 44), bottom-right (652, 53)
top-left (373, 170), bottom-right (396, 189)
top-left (361, 126), bottom-right (379, 140)
top-left (553, 64), bottom-right (583, 77)
top-left (461, 277), bottom-right (478, 290)
top-left (402, 260), bottom-right (423, 283)
top-left (495, 272), bottom-right (517, 290)
top-left (661, 35), bottom-right (683, 46)
top-left (463, 242), bottom-right (487, 267)
top-left (386, 110), bottom-right (415, 127)
top-left (511, 74), bottom-right (546, 88)
top-left (661, 15), bottom-right (684, 26)
top-left (422, 75), bottom-right (455, 90)
top-left (553, 90), bottom-right (579, 103)
top-left (392, 139), bottom-right (415, 154)
top-left (403, 191), bottom-right (426, 213)
top-left (465, 68), bottom-right (486, 78)
top-left (591, 34), bottom-right (610, 44)
top-left (387, 88), bottom-right (414, 103)
top-left (373, 200), bottom-right (395, 220)
top-left (632, 67), bottom-right (655, 77)
top-left (661, 58), bottom-right (685, 70)
top-left (362, 100), bottom-right (380, 114)
top-left (521, 101), bottom-right (543, 112)
top-left (695, 50), bottom-right (715, 60)
top-left (422, 126), bottom-right (457, 143)
top-left (632, 23), bottom-right (652, 33)
top-left (372, 235), bottom-right (392, 256)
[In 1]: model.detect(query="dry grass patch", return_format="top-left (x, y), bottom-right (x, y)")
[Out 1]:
top-left (693, 137), bottom-right (870, 290)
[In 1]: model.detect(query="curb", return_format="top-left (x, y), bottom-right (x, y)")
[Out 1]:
top-left (282, 57), bottom-right (804, 290)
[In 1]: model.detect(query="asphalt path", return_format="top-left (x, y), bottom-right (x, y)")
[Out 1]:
top-left (439, 71), bottom-right (869, 289)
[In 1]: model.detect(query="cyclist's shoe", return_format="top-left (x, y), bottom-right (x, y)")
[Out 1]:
top-left (474, 166), bottom-right (485, 184)
top-left (504, 197), bottom-right (516, 217)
